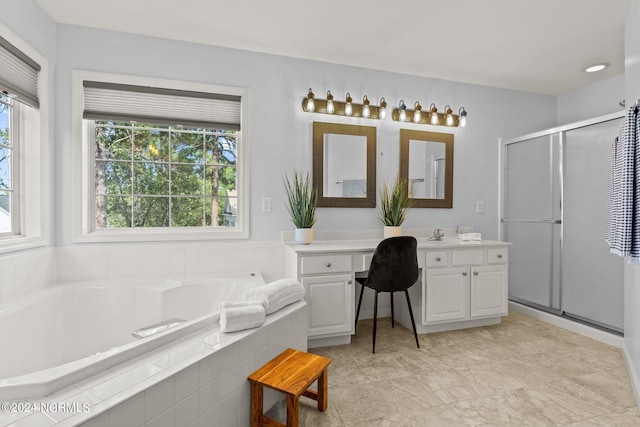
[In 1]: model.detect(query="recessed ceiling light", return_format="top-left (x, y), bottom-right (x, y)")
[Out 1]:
top-left (585, 63), bottom-right (609, 73)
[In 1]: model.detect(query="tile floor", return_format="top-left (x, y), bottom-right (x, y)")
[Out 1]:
top-left (286, 311), bottom-right (639, 426)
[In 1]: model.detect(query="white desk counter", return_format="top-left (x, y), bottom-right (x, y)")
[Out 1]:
top-left (283, 236), bottom-right (511, 348)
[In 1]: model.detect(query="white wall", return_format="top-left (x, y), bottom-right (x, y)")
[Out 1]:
top-left (53, 24), bottom-right (557, 246)
top-left (624, 0), bottom-right (640, 405)
top-left (557, 73), bottom-right (625, 126)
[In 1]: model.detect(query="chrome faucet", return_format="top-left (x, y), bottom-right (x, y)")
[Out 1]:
top-left (428, 228), bottom-right (444, 241)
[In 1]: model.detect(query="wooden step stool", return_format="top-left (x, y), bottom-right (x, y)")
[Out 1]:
top-left (247, 348), bottom-right (332, 427)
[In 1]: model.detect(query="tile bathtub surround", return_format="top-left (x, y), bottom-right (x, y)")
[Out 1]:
top-left (0, 247), bottom-right (56, 306)
top-left (0, 302), bottom-right (307, 427)
top-left (292, 311), bottom-right (640, 426)
top-left (55, 241), bottom-right (286, 283)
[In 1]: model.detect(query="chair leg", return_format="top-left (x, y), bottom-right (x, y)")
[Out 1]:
top-left (404, 290), bottom-right (420, 349)
top-left (390, 292), bottom-right (395, 328)
top-left (372, 290), bottom-right (379, 353)
top-left (355, 282), bottom-right (365, 333)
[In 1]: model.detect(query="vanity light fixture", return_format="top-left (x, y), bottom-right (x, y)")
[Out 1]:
top-left (344, 93), bottom-right (353, 116)
top-left (379, 98), bottom-right (387, 119)
top-left (413, 101), bottom-right (422, 123)
top-left (305, 88), bottom-right (315, 112)
top-left (429, 103), bottom-right (438, 125)
top-left (459, 107), bottom-right (467, 127)
top-left (398, 100), bottom-right (407, 122)
top-left (444, 105), bottom-right (454, 126)
top-left (392, 101), bottom-right (468, 127)
top-left (301, 89), bottom-right (387, 119)
top-left (362, 95), bottom-right (370, 118)
top-left (326, 90), bottom-right (335, 114)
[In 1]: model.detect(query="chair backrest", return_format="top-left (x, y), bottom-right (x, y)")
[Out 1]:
top-left (365, 236), bottom-right (419, 292)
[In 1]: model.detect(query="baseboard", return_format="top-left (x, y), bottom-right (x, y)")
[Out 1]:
top-left (622, 342), bottom-right (640, 409)
top-left (508, 301), bottom-right (623, 347)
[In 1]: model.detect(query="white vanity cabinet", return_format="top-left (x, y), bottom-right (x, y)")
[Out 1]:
top-left (285, 250), bottom-right (360, 347)
top-left (284, 238), bottom-right (510, 345)
top-left (421, 246), bottom-right (509, 330)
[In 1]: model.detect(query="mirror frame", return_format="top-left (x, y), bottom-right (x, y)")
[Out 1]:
top-left (313, 121), bottom-right (377, 207)
top-left (399, 129), bottom-right (454, 208)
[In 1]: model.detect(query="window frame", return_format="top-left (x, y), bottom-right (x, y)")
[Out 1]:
top-left (0, 23), bottom-right (50, 254)
top-left (72, 70), bottom-right (249, 243)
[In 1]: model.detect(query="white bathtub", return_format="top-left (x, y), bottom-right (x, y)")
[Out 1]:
top-left (0, 272), bottom-right (267, 401)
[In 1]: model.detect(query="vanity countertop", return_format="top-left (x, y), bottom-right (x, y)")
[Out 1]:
top-left (283, 237), bottom-right (511, 254)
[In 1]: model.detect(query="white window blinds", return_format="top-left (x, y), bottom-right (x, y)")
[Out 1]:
top-left (83, 81), bottom-right (241, 131)
top-left (0, 36), bottom-right (40, 108)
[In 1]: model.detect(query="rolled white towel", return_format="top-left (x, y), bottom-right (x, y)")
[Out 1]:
top-left (244, 279), bottom-right (305, 315)
top-left (459, 232), bottom-right (482, 241)
top-left (219, 301), bottom-right (265, 333)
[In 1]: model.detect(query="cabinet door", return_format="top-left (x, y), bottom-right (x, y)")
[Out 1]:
top-left (301, 274), bottom-right (353, 337)
top-left (425, 267), bottom-right (469, 324)
top-left (470, 265), bottom-right (508, 318)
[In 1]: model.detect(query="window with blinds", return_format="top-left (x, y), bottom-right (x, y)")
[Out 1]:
top-left (82, 79), bottom-right (244, 232)
top-left (0, 35), bottom-right (41, 239)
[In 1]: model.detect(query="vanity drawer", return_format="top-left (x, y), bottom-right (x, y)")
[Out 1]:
top-left (426, 251), bottom-right (449, 267)
top-left (301, 255), bottom-right (352, 275)
top-left (451, 249), bottom-right (483, 266)
top-left (487, 248), bottom-right (508, 264)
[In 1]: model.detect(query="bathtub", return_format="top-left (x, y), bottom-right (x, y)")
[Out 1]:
top-left (0, 272), bottom-right (269, 401)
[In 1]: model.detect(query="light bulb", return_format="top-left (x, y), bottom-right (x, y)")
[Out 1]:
top-left (362, 95), bottom-right (370, 118)
top-left (379, 97), bottom-right (387, 119)
top-left (345, 93), bottom-right (353, 116)
top-left (398, 100), bottom-right (407, 121)
top-left (459, 107), bottom-right (467, 127)
top-left (413, 101), bottom-right (422, 123)
top-left (306, 88), bottom-right (315, 112)
top-left (430, 103), bottom-right (438, 125)
top-left (444, 105), bottom-right (454, 126)
top-left (326, 90), bottom-right (334, 114)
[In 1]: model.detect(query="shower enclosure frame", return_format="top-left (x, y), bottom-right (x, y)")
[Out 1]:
top-left (498, 110), bottom-right (625, 332)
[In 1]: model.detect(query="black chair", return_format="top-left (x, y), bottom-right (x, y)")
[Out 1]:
top-left (354, 236), bottom-right (420, 353)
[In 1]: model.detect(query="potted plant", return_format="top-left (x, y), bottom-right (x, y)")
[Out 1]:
top-left (283, 170), bottom-right (318, 244)
top-left (379, 176), bottom-right (412, 238)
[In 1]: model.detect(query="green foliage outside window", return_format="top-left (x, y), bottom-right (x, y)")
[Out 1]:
top-left (94, 121), bottom-right (237, 228)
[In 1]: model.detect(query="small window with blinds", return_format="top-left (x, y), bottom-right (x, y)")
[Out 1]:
top-left (82, 79), bottom-right (244, 232)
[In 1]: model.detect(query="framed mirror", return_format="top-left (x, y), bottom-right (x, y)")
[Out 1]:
top-left (399, 129), bottom-right (453, 208)
top-left (313, 122), bottom-right (376, 207)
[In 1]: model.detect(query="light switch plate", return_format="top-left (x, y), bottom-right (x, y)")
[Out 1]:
top-left (476, 201), bottom-right (484, 214)
top-left (262, 197), bottom-right (272, 213)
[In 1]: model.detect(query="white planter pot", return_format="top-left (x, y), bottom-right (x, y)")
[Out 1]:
top-left (295, 228), bottom-right (314, 245)
top-left (383, 226), bottom-right (402, 238)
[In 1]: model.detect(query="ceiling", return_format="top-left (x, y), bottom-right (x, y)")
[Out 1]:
top-left (35, 0), bottom-right (630, 96)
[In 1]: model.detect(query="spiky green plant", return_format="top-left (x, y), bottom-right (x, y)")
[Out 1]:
top-left (283, 170), bottom-right (318, 228)
top-left (379, 176), bottom-right (412, 226)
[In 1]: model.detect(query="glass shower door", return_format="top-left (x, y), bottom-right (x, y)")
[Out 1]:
top-left (562, 118), bottom-right (624, 331)
top-left (503, 134), bottom-right (561, 311)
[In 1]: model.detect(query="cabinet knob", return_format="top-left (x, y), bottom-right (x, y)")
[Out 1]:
top-left (435, 257), bottom-right (442, 262)
top-left (325, 262), bottom-right (332, 267)
top-left (473, 271), bottom-right (479, 276)
top-left (462, 272), bottom-right (468, 276)
top-left (497, 254), bottom-right (503, 259)
top-left (347, 280), bottom-right (352, 285)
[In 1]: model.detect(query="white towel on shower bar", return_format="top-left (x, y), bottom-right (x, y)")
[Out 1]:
top-left (244, 279), bottom-right (305, 315)
top-left (219, 301), bottom-right (265, 333)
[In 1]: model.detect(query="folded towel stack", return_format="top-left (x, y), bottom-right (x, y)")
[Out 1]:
top-left (459, 232), bottom-right (482, 241)
top-left (218, 301), bottom-right (265, 333)
top-left (244, 278), bottom-right (305, 315)
top-left (457, 225), bottom-right (474, 234)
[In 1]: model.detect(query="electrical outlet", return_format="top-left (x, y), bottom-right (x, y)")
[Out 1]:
top-left (476, 201), bottom-right (484, 214)
top-left (261, 197), bottom-right (272, 213)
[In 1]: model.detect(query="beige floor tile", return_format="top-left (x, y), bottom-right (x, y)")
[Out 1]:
top-left (305, 311), bottom-right (640, 427)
